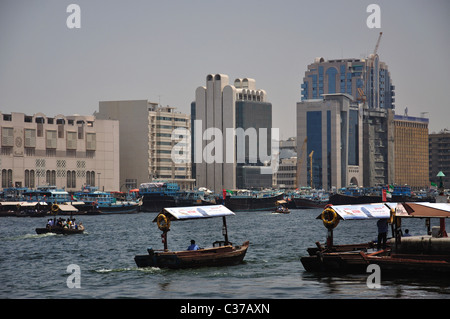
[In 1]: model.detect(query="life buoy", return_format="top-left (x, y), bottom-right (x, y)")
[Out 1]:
top-left (321, 207), bottom-right (340, 229)
top-left (156, 214), bottom-right (171, 231)
top-left (51, 204), bottom-right (59, 213)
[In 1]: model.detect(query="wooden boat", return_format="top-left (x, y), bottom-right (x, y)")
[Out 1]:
top-left (300, 201), bottom-right (450, 274)
top-left (272, 200), bottom-right (290, 214)
top-left (35, 224), bottom-right (85, 235)
top-left (134, 205), bottom-right (249, 269)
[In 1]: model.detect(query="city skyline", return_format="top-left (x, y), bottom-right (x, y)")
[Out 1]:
top-left (1, 0), bottom-right (449, 139)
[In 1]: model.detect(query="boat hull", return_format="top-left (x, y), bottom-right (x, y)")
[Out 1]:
top-left (135, 241), bottom-right (249, 269)
top-left (224, 194), bottom-right (284, 211)
top-left (293, 197), bottom-right (328, 209)
top-left (35, 226), bottom-right (84, 235)
top-left (140, 194), bottom-right (177, 212)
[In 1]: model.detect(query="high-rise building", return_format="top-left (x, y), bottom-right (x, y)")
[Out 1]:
top-left (362, 107), bottom-right (395, 187)
top-left (301, 56), bottom-right (395, 110)
top-left (429, 130), bottom-right (450, 188)
top-left (192, 75), bottom-right (272, 191)
top-left (96, 100), bottom-right (194, 190)
top-left (393, 114), bottom-right (429, 189)
top-left (0, 112), bottom-right (119, 191)
top-left (296, 94), bottom-right (363, 190)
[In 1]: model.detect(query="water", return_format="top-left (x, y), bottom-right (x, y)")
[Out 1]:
top-left (1, 209), bottom-right (449, 299)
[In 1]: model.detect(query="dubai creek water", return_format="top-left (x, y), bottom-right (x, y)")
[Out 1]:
top-left (1, 208), bottom-right (449, 300)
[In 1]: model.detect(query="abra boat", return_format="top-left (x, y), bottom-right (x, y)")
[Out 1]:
top-left (300, 201), bottom-right (450, 275)
top-left (272, 200), bottom-right (290, 214)
top-left (36, 217), bottom-right (85, 235)
top-left (134, 205), bottom-right (249, 269)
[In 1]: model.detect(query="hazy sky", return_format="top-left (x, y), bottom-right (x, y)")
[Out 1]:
top-left (1, 0), bottom-right (449, 138)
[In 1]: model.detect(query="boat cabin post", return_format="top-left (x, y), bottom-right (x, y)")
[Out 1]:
top-left (222, 216), bottom-right (229, 244)
top-left (440, 218), bottom-right (448, 237)
top-left (326, 229), bottom-right (333, 249)
top-left (162, 230), bottom-right (169, 251)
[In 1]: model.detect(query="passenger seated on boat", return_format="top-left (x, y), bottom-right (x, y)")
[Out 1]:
top-left (187, 240), bottom-right (199, 251)
top-left (403, 229), bottom-right (411, 237)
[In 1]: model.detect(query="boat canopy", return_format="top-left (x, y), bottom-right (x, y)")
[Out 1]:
top-left (153, 205), bottom-right (235, 221)
top-left (328, 203), bottom-right (391, 220)
top-left (395, 202), bottom-right (450, 218)
top-left (319, 202), bottom-right (450, 221)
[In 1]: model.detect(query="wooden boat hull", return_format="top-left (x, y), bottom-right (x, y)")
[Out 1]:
top-left (224, 193), bottom-right (284, 211)
top-left (272, 209), bottom-right (290, 214)
top-left (301, 251), bottom-right (450, 274)
top-left (35, 226), bottom-right (84, 235)
top-left (135, 241), bottom-right (249, 269)
top-left (293, 197), bottom-right (328, 209)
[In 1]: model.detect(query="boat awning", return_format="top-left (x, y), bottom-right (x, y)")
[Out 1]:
top-left (57, 204), bottom-right (78, 212)
top-left (65, 201), bottom-right (85, 205)
top-left (320, 203), bottom-right (392, 220)
top-left (395, 202), bottom-right (450, 218)
top-left (19, 201), bottom-right (48, 207)
top-left (154, 205), bottom-right (235, 221)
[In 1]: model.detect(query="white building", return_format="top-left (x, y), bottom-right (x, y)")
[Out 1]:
top-left (193, 74), bottom-right (272, 191)
top-left (0, 112), bottom-right (119, 191)
top-left (96, 100), bottom-right (194, 190)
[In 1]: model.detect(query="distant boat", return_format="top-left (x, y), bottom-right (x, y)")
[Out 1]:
top-left (138, 181), bottom-right (180, 212)
top-left (36, 216), bottom-right (85, 235)
top-left (134, 205), bottom-right (249, 269)
top-left (74, 186), bottom-right (139, 214)
top-left (272, 200), bottom-right (290, 214)
top-left (292, 188), bottom-right (329, 209)
top-left (224, 189), bottom-right (284, 211)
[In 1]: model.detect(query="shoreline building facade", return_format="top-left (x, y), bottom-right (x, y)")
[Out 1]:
top-left (0, 112), bottom-right (119, 191)
top-left (296, 94), bottom-right (363, 190)
top-left (301, 56), bottom-right (395, 110)
top-left (96, 100), bottom-right (194, 190)
top-left (429, 130), bottom-right (450, 189)
top-left (393, 114), bottom-right (429, 189)
top-left (192, 74), bottom-right (272, 192)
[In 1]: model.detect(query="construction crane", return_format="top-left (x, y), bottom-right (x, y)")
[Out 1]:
top-left (296, 137), bottom-right (307, 188)
top-left (309, 151), bottom-right (314, 189)
top-left (359, 32), bottom-right (383, 103)
top-left (373, 32), bottom-right (383, 56)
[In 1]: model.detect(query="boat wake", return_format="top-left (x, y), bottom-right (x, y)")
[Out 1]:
top-left (2, 232), bottom-right (56, 241)
top-left (94, 267), bottom-right (162, 274)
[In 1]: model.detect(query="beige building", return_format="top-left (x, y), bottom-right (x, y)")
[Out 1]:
top-left (393, 114), bottom-right (429, 189)
top-left (0, 112), bottom-right (119, 191)
top-left (96, 100), bottom-right (194, 190)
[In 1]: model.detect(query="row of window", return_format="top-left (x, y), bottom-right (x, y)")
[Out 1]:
top-left (1, 169), bottom-right (95, 189)
top-left (1, 127), bottom-right (96, 150)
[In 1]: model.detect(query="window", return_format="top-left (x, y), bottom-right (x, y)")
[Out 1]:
top-left (1, 169), bottom-right (12, 188)
top-left (86, 171), bottom-right (95, 186)
top-left (86, 133), bottom-right (96, 150)
top-left (46, 130), bottom-right (57, 149)
top-left (1, 127), bottom-right (14, 146)
top-left (67, 170), bottom-right (76, 188)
